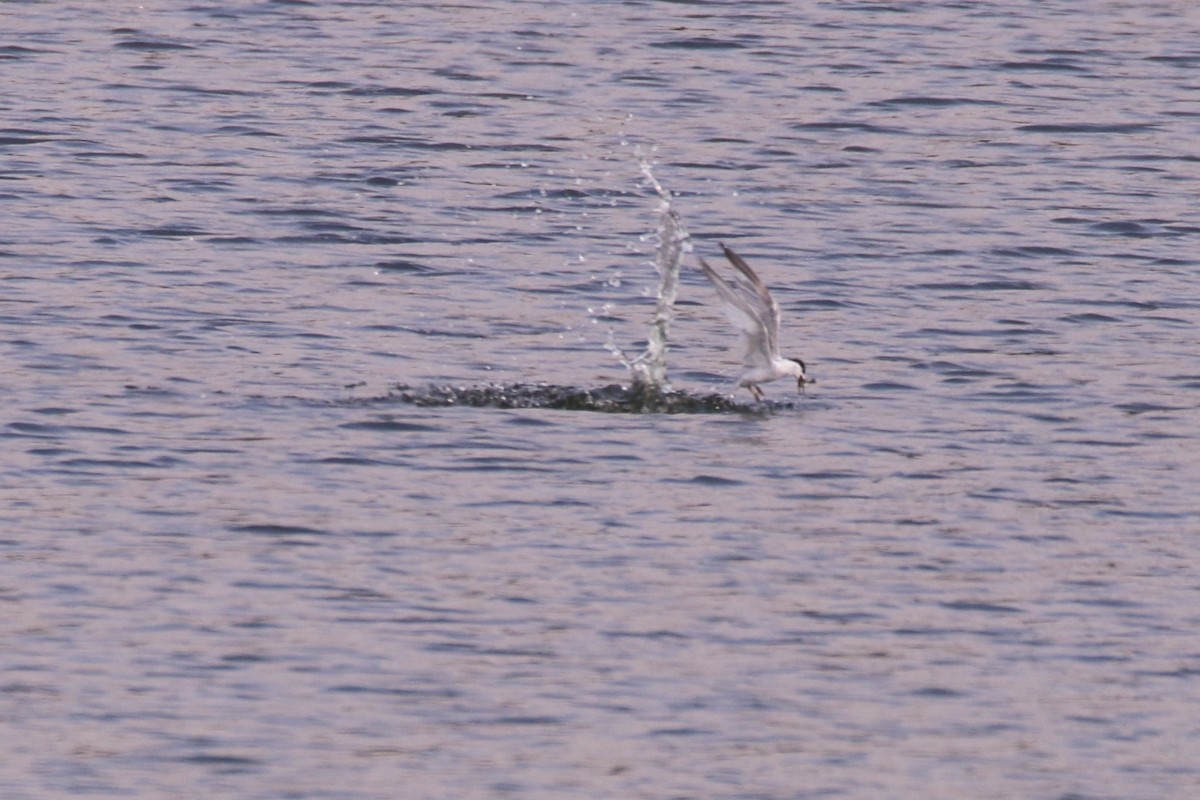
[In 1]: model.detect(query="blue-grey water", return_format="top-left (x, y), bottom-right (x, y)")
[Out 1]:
top-left (3, 2), bottom-right (1200, 798)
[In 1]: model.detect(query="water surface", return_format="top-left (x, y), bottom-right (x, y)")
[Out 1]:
top-left (3, 2), bottom-right (1199, 798)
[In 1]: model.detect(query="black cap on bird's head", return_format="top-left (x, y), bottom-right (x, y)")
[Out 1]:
top-left (788, 357), bottom-right (813, 391)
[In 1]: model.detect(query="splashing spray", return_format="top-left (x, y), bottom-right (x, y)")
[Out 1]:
top-left (606, 161), bottom-right (692, 392)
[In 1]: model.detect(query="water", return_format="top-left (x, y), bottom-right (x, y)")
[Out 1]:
top-left (3, 2), bottom-right (1200, 798)
top-left (606, 161), bottom-right (690, 392)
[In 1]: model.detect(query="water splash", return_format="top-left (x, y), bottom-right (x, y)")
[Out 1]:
top-left (381, 163), bottom-right (801, 413)
top-left (383, 382), bottom-right (782, 414)
top-left (605, 161), bottom-right (691, 391)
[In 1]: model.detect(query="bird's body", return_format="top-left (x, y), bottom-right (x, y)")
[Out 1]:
top-left (697, 243), bottom-right (811, 401)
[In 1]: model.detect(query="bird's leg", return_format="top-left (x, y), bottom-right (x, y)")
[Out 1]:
top-left (749, 384), bottom-right (765, 402)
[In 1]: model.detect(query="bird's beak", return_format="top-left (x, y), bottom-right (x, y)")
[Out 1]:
top-left (798, 376), bottom-right (813, 394)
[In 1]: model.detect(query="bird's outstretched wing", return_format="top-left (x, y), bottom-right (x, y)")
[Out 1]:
top-left (718, 243), bottom-right (781, 356)
top-left (697, 245), bottom-right (781, 369)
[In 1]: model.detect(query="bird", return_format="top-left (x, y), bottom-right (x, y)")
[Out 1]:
top-left (696, 243), bottom-right (812, 401)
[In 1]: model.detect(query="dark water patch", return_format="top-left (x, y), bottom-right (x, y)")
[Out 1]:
top-left (1089, 220), bottom-right (1153, 237)
top-left (74, 148), bottom-right (148, 162)
top-left (6, 421), bottom-right (72, 437)
top-left (940, 600), bottom-right (1023, 614)
top-left (915, 279), bottom-right (1045, 292)
top-left (897, 471), bottom-right (950, 481)
top-left (871, 96), bottom-right (1002, 108)
top-left (296, 219), bottom-right (369, 236)
top-left (453, 459), bottom-right (561, 475)
top-left (342, 85), bottom-right (434, 98)
top-left (795, 469), bottom-right (867, 481)
top-left (354, 324), bottom-right (488, 339)
top-left (1167, 373), bottom-right (1200, 389)
top-left (1068, 596), bottom-right (1141, 609)
top-left (1058, 297), bottom-right (1161, 312)
top-left (913, 325), bottom-right (1053, 339)
top-left (1023, 411), bottom-right (1076, 425)
top-left (1018, 122), bottom-right (1156, 134)
top-left (650, 37), bottom-right (745, 51)
top-left (483, 715), bottom-right (567, 727)
top-left (667, 159), bottom-right (764, 172)
top-left (343, 134), bottom-right (471, 151)
top-left (0, 45), bottom-right (45, 59)
top-left (992, 245), bottom-right (1079, 258)
top-left (139, 225), bottom-right (209, 239)
top-left (0, 130), bottom-right (57, 146)
top-left (60, 455), bottom-right (180, 470)
top-left (363, 175), bottom-right (400, 187)
top-left (382, 383), bottom-right (799, 414)
top-left (795, 297), bottom-right (847, 311)
top-left (1100, 507), bottom-right (1192, 521)
top-left (1112, 153), bottom-right (1200, 167)
top-left (209, 236), bottom-right (260, 245)
top-left (973, 386), bottom-right (1057, 404)
top-left (251, 205), bottom-right (343, 219)
top-left (213, 124), bottom-right (281, 139)
top-left (916, 361), bottom-right (998, 379)
top-left (230, 524), bottom-right (329, 537)
top-left (800, 609), bottom-right (879, 623)
top-left (1114, 402), bottom-right (1183, 416)
top-left (1061, 312), bottom-right (1120, 323)
top-left (911, 686), bottom-right (965, 698)
top-left (496, 187), bottom-right (591, 201)
top-left (272, 231), bottom-right (420, 246)
top-left (1158, 230), bottom-right (1200, 243)
top-left (167, 84), bottom-right (257, 99)
top-left (595, 454), bottom-right (643, 466)
top-left (0, 682), bottom-right (58, 697)
top-left (432, 67), bottom-right (486, 82)
top-left (477, 91), bottom-right (541, 102)
top-left (861, 381), bottom-right (919, 392)
top-left (425, 642), bottom-right (555, 658)
top-left (617, 71), bottom-right (670, 87)
top-left (1145, 54), bottom-right (1200, 68)
top-left (605, 629), bottom-right (689, 641)
top-left (177, 753), bottom-right (261, 769)
top-left (796, 83), bottom-right (844, 94)
top-left (314, 456), bottom-right (399, 466)
top-left (48, 424), bottom-right (131, 438)
top-left (648, 727), bottom-right (711, 737)
top-left (999, 59), bottom-right (1088, 72)
top-left (220, 653), bottom-right (272, 664)
top-left (113, 37), bottom-right (195, 52)
top-left (1070, 654), bottom-right (1131, 666)
top-left (1137, 666), bottom-right (1200, 680)
top-left (328, 684), bottom-right (461, 698)
top-left (503, 414), bottom-right (557, 429)
top-left (681, 474), bottom-right (744, 487)
top-left (790, 120), bottom-right (909, 135)
top-left (1055, 437), bottom-right (1139, 449)
top-left (340, 419), bottom-right (439, 432)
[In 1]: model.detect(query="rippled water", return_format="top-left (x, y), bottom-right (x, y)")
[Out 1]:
top-left (3, 2), bottom-right (1200, 798)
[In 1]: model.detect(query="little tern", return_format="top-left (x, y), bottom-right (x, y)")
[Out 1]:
top-left (697, 243), bottom-right (812, 401)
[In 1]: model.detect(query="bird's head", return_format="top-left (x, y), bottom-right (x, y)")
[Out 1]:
top-left (787, 358), bottom-right (812, 392)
